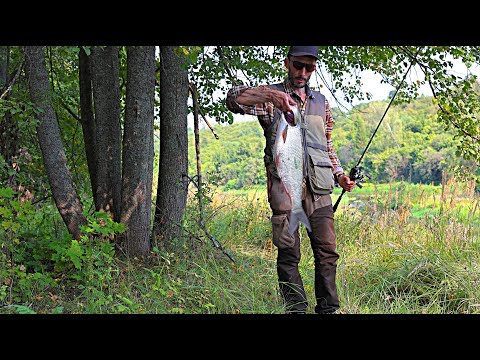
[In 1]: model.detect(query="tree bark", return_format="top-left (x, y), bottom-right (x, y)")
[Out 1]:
top-left (78, 47), bottom-right (97, 202)
top-left (90, 46), bottom-right (122, 222)
top-left (23, 46), bottom-right (87, 240)
top-left (0, 46), bottom-right (18, 166)
top-left (0, 46), bottom-right (7, 89)
top-left (153, 46), bottom-right (189, 250)
top-left (120, 46), bottom-right (155, 257)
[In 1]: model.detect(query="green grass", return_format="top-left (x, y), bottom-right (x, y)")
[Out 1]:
top-left (1, 177), bottom-right (479, 314)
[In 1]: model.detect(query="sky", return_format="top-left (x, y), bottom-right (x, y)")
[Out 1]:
top-left (317, 57), bottom-right (480, 110)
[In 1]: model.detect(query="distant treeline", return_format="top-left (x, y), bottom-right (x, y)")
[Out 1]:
top-left (188, 95), bottom-right (472, 190)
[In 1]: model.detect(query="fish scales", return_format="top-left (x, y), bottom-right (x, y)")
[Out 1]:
top-left (273, 106), bottom-right (312, 235)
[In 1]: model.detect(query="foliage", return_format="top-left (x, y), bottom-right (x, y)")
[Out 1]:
top-left (0, 188), bottom-right (124, 313)
top-left (188, 95), bottom-right (478, 189)
top-left (0, 186), bottom-right (60, 310)
top-left (2, 179), bottom-right (479, 314)
top-left (185, 46), bottom-right (287, 125)
top-left (188, 120), bottom-right (265, 189)
top-left (50, 211), bottom-right (123, 274)
top-left (183, 46), bottom-right (479, 167)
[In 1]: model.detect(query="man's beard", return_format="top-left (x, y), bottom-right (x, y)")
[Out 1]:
top-left (288, 74), bottom-right (309, 88)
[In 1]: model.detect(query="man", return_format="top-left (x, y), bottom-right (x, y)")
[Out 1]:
top-left (226, 46), bottom-right (355, 314)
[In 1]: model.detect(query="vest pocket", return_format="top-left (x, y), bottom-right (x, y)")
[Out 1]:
top-left (307, 150), bottom-right (334, 194)
top-left (271, 214), bottom-right (295, 249)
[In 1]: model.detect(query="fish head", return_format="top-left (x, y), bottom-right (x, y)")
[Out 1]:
top-left (283, 106), bottom-right (302, 126)
top-left (284, 110), bottom-right (295, 125)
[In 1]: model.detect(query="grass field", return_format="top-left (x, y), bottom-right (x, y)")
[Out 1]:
top-left (1, 176), bottom-right (479, 314)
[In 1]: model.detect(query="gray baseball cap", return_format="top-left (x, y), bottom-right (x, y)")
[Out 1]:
top-left (287, 46), bottom-right (319, 60)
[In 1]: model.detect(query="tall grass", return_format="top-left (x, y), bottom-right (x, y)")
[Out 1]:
top-left (331, 176), bottom-right (480, 314)
top-left (2, 177), bottom-right (479, 314)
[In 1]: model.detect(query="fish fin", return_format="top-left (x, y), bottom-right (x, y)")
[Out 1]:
top-left (282, 126), bottom-right (288, 143)
top-left (288, 208), bottom-right (311, 235)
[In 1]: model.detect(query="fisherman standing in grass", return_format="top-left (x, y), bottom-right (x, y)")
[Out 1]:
top-left (226, 46), bottom-right (355, 314)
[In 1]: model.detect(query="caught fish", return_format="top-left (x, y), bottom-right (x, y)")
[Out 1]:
top-left (273, 106), bottom-right (311, 235)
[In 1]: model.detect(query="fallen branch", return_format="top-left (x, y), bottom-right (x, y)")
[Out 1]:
top-left (182, 219), bottom-right (236, 264)
top-left (152, 200), bottom-right (236, 264)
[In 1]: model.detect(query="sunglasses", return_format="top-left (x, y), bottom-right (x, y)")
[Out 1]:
top-left (291, 60), bottom-right (316, 72)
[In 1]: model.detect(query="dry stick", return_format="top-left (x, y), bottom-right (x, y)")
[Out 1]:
top-left (188, 82), bottom-right (234, 263)
top-left (197, 105), bottom-right (219, 140)
top-left (183, 174), bottom-right (236, 264)
top-left (188, 81), bottom-right (219, 140)
top-left (191, 82), bottom-right (204, 225)
top-left (32, 194), bottom-right (52, 205)
top-left (0, 56), bottom-right (24, 100)
top-left (59, 100), bottom-right (81, 121)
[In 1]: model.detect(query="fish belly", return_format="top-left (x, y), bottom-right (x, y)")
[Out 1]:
top-left (274, 112), bottom-right (312, 235)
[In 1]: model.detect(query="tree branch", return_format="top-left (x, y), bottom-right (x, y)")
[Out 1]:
top-left (397, 46), bottom-right (479, 142)
top-left (0, 55), bottom-right (24, 100)
top-left (59, 100), bottom-right (81, 122)
top-left (188, 82), bottom-right (219, 140)
top-left (215, 46), bottom-right (240, 87)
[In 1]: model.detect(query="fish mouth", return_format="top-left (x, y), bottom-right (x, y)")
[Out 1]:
top-left (289, 106), bottom-right (302, 125)
top-left (284, 111), bottom-right (295, 125)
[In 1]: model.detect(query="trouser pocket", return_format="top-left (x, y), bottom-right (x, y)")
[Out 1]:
top-left (271, 213), bottom-right (295, 249)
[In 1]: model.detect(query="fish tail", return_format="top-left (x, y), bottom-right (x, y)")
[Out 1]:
top-left (288, 208), bottom-right (312, 235)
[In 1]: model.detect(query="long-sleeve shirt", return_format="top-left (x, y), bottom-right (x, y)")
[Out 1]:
top-left (225, 78), bottom-right (344, 175)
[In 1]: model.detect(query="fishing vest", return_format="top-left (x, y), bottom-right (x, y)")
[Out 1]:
top-left (264, 83), bottom-right (335, 205)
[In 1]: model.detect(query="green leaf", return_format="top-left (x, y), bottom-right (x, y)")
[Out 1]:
top-left (66, 240), bottom-right (84, 269)
top-left (52, 306), bottom-right (64, 314)
top-left (11, 305), bottom-right (37, 314)
top-left (0, 187), bottom-right (16, 198)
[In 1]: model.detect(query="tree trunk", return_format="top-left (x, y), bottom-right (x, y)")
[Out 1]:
top-left (120, 46), bottom-right (155, 257)
top-left (90, 46), bottom-right (122, 222)
top-left (153, 46), bottom-right (189, 250)
top-left (0, 46), bottom-right (7, 88)
top-left (78, 47), bottom-right (97, 202)
top-left (0, 46), bottom-right (18, 167)
top-left (23, 46), bottom-right (87, 240)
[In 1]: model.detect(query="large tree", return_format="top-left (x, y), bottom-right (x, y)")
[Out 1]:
top-left (23, 46), bottom-right (87, 240)
top-left (153, 46), bottom-right (189, 250)
top-left (120, 46), bottom-right (156, 257)
top-left (78, 46), bottom-right (97, 202)
top-left (90, 46), bottom-right (122, 222)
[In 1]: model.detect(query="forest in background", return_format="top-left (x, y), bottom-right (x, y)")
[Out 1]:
top-left (188, 95), bottom-right (478, 191)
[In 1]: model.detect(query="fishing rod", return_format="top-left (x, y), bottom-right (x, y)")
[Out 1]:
top-left (333, 52), bottom-right (418, 213)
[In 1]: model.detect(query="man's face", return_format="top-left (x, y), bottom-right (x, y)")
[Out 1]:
top-left (285, 55), bottom-right (317, 89)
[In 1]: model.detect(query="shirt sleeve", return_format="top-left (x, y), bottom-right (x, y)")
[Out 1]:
top-left (225, 85), bottom-right (275, 129)
top-left (325, 98), bottom-right (344, 175)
